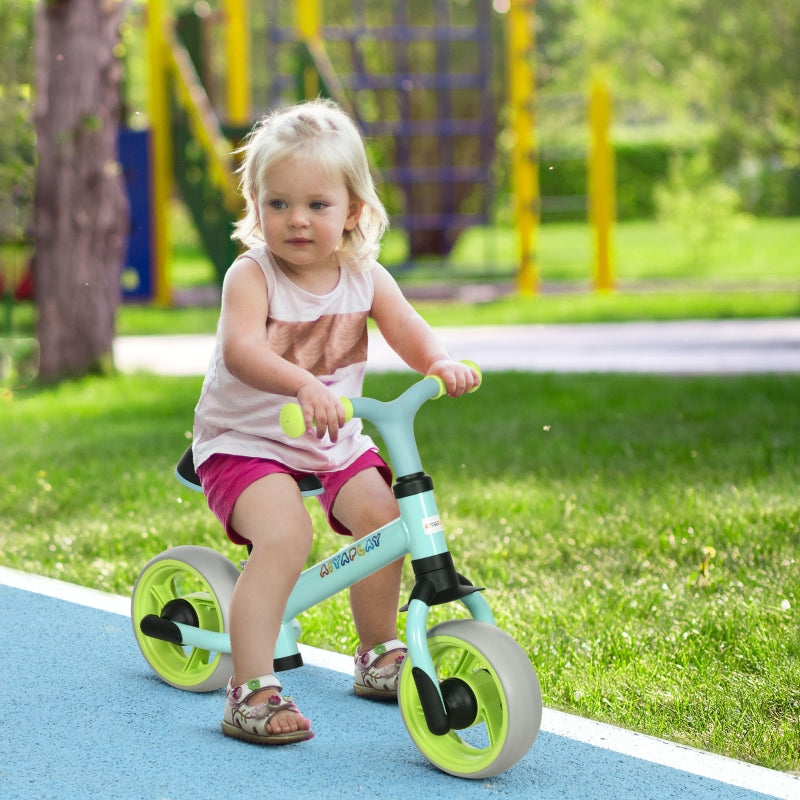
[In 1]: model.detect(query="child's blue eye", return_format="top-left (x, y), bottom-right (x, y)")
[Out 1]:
top-left (268, 199), bottom-right (286, 210)
top-left (310, 201), bottom-right (328, 210)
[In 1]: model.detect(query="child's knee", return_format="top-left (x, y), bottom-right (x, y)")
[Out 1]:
top-left (353, 492), bottom-right (399, 538)
top-left (237, 501), bottom-right (313, 552)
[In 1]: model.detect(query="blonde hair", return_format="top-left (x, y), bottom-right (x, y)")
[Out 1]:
top-left (232, 98), bottom-right (389, 270)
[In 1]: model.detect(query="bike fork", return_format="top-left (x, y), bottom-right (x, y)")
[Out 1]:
top-left (403, 552), bottom-right (495, 735)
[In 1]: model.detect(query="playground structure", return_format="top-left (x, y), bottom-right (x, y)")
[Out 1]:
top-left (124, 0), bottom-right (614, 304)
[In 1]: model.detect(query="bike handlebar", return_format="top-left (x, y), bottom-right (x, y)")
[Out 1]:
top-left (279, 360), bottom-right (481, 439)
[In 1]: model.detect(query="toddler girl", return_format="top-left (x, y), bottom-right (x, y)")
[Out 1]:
top-left (192, 98), bottom-right (478, 744)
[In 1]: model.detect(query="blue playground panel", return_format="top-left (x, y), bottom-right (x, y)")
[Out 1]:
top-left (118, 128), bottom-right (153, 302)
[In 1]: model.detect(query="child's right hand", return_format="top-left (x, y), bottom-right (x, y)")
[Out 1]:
top-left (426, 358), bottom-right (481, 397)
top-left (296, 381), bottom-right (347, 441)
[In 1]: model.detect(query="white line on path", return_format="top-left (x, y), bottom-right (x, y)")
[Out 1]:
top-left (2, 565), bottom-right (797, 800)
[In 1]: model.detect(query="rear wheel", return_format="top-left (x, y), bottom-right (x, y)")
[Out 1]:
top-left (398, 620), bottom-right (542, 778)
top-left (131, 545), bottom-right (239, 692)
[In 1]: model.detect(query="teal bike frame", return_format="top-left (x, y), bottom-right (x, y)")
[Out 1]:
top-left (158, 371), bottom-right (494, 735)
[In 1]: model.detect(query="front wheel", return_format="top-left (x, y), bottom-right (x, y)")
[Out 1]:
top-left (131, 545), bottom-right (239, 692)
top-left (398, 619), bottom-right (542, 778)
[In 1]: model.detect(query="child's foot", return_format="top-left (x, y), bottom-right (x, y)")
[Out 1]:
top-left (222, 675), bottom-right (314, 745)
top-left (354, 639), bottom-right (407, 700)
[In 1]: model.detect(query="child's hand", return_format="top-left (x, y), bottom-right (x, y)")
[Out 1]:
top-left (426, 359), bottom-right (480, 397)
top-left (296, 381), bottom-right (346, 441)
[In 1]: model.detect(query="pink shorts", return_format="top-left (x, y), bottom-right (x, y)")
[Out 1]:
top-left (195, 449), bottom-right (392, 546)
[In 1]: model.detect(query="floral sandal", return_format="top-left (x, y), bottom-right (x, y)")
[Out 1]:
top-left (353, 639), bottom-right (407, 700)
top-left (222, 674), bottom-right (314, 745)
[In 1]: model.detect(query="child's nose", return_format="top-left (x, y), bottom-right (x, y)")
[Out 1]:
top-left (288, 207), bottom-right (309, 227)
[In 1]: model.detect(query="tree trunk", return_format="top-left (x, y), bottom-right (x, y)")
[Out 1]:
top-left (33, 0), bottom-right (129, 382)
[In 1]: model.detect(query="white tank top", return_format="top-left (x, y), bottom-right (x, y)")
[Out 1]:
top-left (193, 246), bottom-right (377, 473)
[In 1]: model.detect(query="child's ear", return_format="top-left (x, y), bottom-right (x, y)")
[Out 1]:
top-left (344, 200), bottom-right (364, 231)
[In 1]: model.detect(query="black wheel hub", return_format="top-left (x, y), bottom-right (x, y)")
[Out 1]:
top-left (160, 598), bottom-right (199, 627)
top-left (441, 677), bottom-right (479, 729)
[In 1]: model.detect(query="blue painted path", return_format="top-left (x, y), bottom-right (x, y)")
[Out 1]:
top-left (1, 569), bottom-right (797, 800)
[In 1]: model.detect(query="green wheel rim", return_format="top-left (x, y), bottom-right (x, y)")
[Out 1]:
top-left (132, 558), bottom-right (227, 689)
top-left (399, 633), bottom-right (511, 775)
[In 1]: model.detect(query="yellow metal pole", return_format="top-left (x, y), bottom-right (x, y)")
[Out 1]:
top-left (224, 0), bottom-right (251, 124)
top-left (147, 0), bottom-right (172, 306)
top-left (507, 0), bottom-right (539, 296)
top-left (588, 70), bottom-right (615, 292)
top-left (295, 0), bottom-right (321, 99)
top-left (296, 0), bottom-right (321, 41)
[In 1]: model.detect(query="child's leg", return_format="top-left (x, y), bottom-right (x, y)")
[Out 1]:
top-left (227, 472), bottom-right (313, 735)
top-left (331, 467), bottom-right (404, 664)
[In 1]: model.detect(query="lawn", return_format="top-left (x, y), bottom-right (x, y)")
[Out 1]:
top-left (1, 370), bottom-right (798, 772)
top-left (418, 216), bottom-right (800, 284)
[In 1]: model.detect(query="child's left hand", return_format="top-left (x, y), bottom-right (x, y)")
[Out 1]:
top-left (426, 359), bottom-right (480, 397)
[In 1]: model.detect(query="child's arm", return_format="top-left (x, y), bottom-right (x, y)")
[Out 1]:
top-left (370, 264), bottom-right (479, 396)
top-left (218, 257), bottom-right (346, 439)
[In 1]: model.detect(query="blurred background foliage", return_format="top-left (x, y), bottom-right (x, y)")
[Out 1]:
top-left (2, 0), bottom-right (798, 255)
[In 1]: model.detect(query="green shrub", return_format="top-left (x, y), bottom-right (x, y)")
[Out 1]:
top-left (731, 157), bottom-right (800, 217)
top-left (654, 151), bottom-right (749, 271)
top-left (539, 138), bottom-right (703, 222)
top-left (538, 134), bottom-right (800, 222)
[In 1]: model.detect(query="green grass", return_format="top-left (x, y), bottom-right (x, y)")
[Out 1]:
top-left (1, 371), bottom-right (798, 771)
top-left (391, 217), bottom-right (800, 283)
top-left (535, 217), bottom-right (800, 283)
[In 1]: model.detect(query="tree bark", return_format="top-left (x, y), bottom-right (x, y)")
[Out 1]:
top-left (33, 0), bottom-right (129, 382)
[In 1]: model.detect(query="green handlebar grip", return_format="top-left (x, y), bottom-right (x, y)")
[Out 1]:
top-left (279, 397), bottom-right (354, 438)
top-left (279, 403), bottom-right (306, 438)
top-left (279, 365), bottom-right (478, 438)
top-left (341, 397), bottom-right (354, 422)
top-left (461, 359), bottom-right (482, 392)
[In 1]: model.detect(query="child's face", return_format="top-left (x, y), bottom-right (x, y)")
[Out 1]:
top-left (257, 156), bottom-right (362, 271)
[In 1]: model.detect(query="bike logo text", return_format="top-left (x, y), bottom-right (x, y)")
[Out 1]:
top-left (319, 532), bottom-right (381, 578)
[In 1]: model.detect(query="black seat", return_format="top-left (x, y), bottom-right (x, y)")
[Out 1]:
top-left (175, 445), bottom-right (203, 491)
top-left (175, 445), bottom-right (324, 497)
